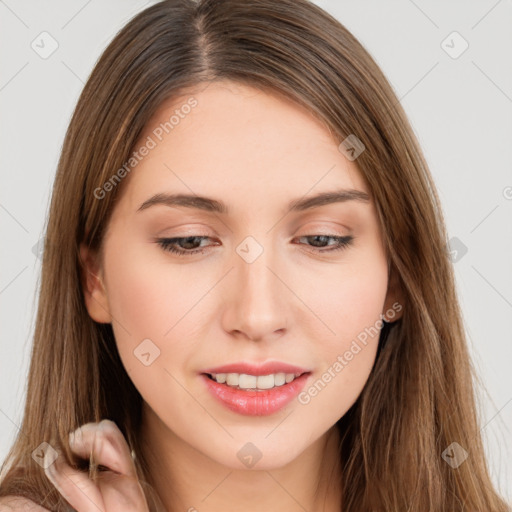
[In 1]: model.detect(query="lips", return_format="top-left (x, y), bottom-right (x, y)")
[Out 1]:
top-left (199, 361), bottom-right (312, 415)
top-left (201, 361), bottom-right (311, 377)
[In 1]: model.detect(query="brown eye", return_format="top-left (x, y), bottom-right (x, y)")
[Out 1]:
top-left (294, 234), bottom-right (353, 252)
top-left (157, 236), bottom-right (213, 256)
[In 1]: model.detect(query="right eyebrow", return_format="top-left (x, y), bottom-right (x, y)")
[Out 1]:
top-left (287, 189), bottom-right (371, 211)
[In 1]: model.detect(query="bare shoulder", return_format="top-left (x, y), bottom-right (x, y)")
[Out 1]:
top-left (0, 496), bottom-right (51, 511)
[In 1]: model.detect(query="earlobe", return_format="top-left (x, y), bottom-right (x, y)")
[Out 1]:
top-left (79, 242), bottom-right (111, 324)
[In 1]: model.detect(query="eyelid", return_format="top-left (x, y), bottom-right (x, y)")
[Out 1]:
top-left (155, 225), bottom-right (215, 238)
top-left (153, 222), bottom-right (351, 244)
top-left (298, 219), bottom-right (351, 230)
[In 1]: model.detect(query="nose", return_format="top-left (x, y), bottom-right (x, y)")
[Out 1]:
top-left (221, 240), bottom-right (288, 342)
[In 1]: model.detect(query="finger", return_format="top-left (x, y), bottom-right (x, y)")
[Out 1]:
top-left (68, 421), bottom-right (149, 511)
top-left (68, 420), bottom-right (137, 478)
top-left (43, 449), bottom-right (105, 512)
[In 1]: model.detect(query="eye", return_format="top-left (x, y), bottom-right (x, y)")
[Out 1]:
top-left (156, 236), bottom-right (214, 256)
top-left (293, 234), bottom-right (354, 253)
top-left (156, 234), bottom-right (353, 256)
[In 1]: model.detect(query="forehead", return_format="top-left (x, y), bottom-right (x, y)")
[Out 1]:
top-left (118, 80), bottom-right (369, 211)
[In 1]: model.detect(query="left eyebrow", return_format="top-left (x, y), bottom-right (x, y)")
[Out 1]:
top-left (136, 188), bottom-right (371, 215)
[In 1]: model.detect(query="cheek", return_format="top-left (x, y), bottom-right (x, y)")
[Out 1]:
top-left (103, 241), bottom-right (188, 338)
top-left (102, 240), bottom-right (210, 381)
top-left (297, 252), bottom-right (387, 413)
top-left (296, 313), bottom-right (384, 429)
top-left (305, 251), bottom-right (388, 348)
top-left (101, 243), bottom-right (196, 408)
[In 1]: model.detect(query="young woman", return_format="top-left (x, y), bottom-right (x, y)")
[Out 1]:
top-left (0, 0), bottom-right (510, 510)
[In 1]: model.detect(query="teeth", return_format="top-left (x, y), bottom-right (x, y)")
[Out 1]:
top-left (239, 374), bottom-right (257, 388)
top-left (253, 374), bottom-right (273, 389)
top-left (274, 373), bottom-right (286, 386)
top-left (226, 373), bottom-right (239, 386)
top-left (210, 372), bottom-right (301, 390)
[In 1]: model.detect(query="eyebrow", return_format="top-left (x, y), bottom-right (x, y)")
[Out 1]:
top-left (137, 188), bottom-right (371, 215)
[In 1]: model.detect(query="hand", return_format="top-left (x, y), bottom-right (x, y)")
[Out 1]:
top-left (43, 419), bottom-right (150, 512)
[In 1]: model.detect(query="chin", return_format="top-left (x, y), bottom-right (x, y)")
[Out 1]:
top-left (213, 436), bottom-right (307, 471)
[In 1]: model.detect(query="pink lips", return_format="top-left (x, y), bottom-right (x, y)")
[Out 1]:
top-left (200, 361), bottom-right (312, 416)
top-left (201, 361), bottom-right (310, 376)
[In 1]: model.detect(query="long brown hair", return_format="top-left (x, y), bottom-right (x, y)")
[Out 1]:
top-left (1, 0), bottom-right (510, 510)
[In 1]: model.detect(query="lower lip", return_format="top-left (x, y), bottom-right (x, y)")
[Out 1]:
top-left (201, 373), bottom-right (310, 416)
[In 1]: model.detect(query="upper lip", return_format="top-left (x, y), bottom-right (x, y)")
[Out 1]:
top-left (201, 361), bottom-right (311, 377)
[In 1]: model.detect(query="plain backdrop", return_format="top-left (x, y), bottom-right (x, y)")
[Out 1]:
top-left (1, 0), bottom-right (511, 503)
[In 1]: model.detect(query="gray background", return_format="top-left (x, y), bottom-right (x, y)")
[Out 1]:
top-left (1, 0), bottom-right (511, 503)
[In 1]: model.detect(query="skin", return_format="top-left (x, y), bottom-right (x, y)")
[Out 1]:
top-left (78, 80), bottom-right (403, 512)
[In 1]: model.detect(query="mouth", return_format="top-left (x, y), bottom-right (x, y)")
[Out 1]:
top-left (200, 365), bottom-right (312, 416)
top-left (202, 371), bottom-right (309, 391)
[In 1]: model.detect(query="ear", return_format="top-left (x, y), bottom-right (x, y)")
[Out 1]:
top-left (382, 262), bottom-right (404, 323)
top-left (79, 242), bottom-right (111, 323)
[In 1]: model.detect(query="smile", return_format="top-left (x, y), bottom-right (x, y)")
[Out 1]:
top-left (201, 372), bottom-right (311, 416)
top-left (206, 371), bottom-right (305, 390)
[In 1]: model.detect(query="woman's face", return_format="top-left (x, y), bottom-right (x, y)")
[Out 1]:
top-left (81, 80), bottom-right (402, 469)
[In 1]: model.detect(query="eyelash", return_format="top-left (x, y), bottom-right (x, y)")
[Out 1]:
top-left (156, 234), bottom-right (354, 257)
